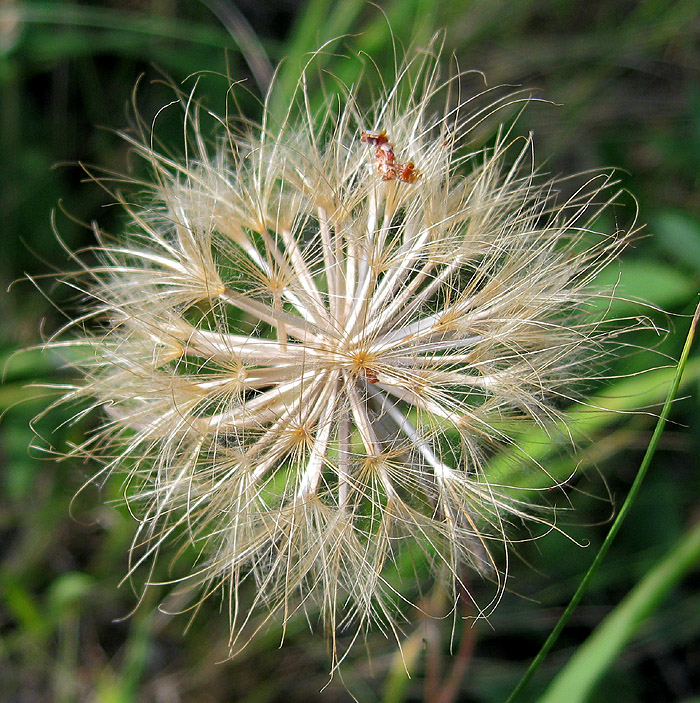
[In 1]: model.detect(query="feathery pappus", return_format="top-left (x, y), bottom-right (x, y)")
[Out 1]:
top-left (45, 44), bottom-right (636, 659)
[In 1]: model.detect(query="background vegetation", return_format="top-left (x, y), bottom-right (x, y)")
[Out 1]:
top-left (1, 1), bottom-right (699, 701)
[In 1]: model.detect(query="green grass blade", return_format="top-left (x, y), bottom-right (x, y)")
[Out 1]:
top-left (483, 355), bottom-right (700, 504)
top-left (4, 3), bottom-right (235, 49)
top-left (506, 300), bottom-right (700, 703)
top-left (381, 628), bottom-right (424, 703)
top-left (538, 519), bottom-right (700, 703)
top-left (265, 0), bottom-right (442, 124)
top-left (266, 0), bottom-right (366, 122)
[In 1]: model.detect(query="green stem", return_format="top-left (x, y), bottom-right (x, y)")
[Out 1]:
top-left (539, 519), bottom-right (700, 703)
top-left (506, 300), bottom-right (700, 703)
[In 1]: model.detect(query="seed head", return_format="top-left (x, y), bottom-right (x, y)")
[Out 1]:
top-left (50, 46), bottom-right (631, 657)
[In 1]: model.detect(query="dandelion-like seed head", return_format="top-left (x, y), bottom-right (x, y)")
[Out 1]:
top-left (52, 45), bottom-right (631, 657)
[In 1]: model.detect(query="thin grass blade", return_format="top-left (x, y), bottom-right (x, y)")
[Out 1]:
top-left (506, 300), bottom-right (700, 702)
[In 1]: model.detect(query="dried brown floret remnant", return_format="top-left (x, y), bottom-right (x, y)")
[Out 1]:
top-left (361, 129), bottom-right (421, 183)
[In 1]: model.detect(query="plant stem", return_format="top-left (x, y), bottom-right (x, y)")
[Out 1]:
top-left (506, 300), bottom-right (700, 702)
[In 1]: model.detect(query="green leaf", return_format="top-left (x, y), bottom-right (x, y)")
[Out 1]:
top-left (381, 628), bottom-right (424, 703)
top-left (487, 356), bottom-right (700, 493)
top-left (46, 572), bottom-right (94, 617)
top-left (266, 0), bottom-right (367, 122)
top-left (593, 259), bottom-right (696, 315)
top-left (652, 210), bottom-right (700, 273)
top-left (538, 519), bottom-right (700, 703)
top-left (3, 3), bottom-right (235, 52)
top-left (506, 302), bottom-right (700, 702)
top-left (0, 577), bottom-right (47, 638)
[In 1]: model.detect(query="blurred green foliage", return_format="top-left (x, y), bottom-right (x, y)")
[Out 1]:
top-left (1, 1), bottom-right (699, 702)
